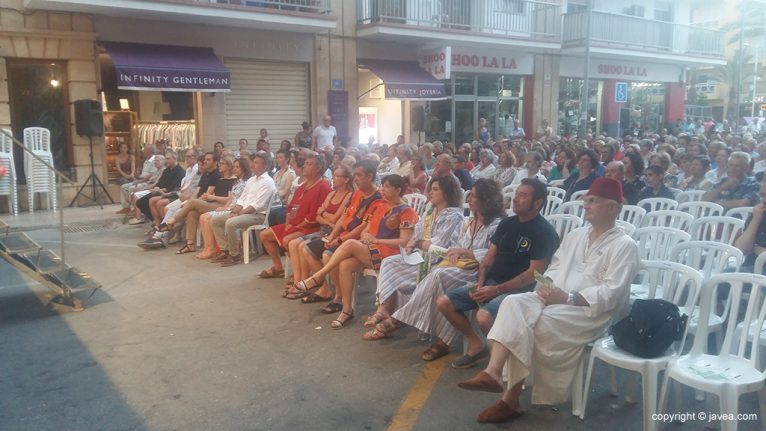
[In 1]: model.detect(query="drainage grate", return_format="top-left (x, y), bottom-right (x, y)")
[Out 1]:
top-left (63, 223), bottom-right (113, 234)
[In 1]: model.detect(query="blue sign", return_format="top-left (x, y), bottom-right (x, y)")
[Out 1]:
top-left (615, 82), bottom-right (628, 103)
top-left (331, 79), bottom-right (343, 90)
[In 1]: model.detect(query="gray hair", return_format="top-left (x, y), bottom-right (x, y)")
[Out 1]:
top-left (729, 151), bottom-right (751, 166)
top-left (252, 150), bottom-right (273, 169)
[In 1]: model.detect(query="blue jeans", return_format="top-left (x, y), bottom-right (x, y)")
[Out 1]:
top-left (446, 279), bottom-right (508, 318)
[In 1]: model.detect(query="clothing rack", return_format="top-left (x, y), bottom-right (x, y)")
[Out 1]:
top-left (136, 121), bottom-right (196, 151)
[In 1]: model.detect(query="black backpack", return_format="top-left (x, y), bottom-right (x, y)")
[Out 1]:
top-left (610, 299), bottom-right (688, 358)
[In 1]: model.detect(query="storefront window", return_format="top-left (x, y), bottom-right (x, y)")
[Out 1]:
top-left (7, 60), bottom-right (70, 181)
top-left (558, 78), bottom-right (601, 136)
top-left (425, 74), bottom-right (524, 144)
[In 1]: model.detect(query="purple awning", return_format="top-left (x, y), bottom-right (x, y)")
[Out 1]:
top-left (359, 59), bottom-right (446, 100)
top-left (102, 42), bottom-right (230, 92)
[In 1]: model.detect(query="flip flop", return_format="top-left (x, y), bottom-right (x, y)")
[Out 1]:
top-left (301, 292), bottom-right (332, 304)
top-left (259, 267), bottom-right (285, 278)
top-left (176, 244), bottom-right (195, 254)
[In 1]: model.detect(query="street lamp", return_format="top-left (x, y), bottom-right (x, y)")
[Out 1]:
top-left (745, 43), bottom-right (760, 117)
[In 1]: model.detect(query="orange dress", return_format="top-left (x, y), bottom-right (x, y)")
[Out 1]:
top-left (363, 200), bottom-right (419, 270)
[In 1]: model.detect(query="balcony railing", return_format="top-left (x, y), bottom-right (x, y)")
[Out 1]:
top-left (563, 11), bottom-right (725, 57)
top-left (182, 0), bottom-right (330, 14)
top-left (357, 0), bottom-right (560, 39)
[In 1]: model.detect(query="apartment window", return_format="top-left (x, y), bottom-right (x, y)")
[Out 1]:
top-left (623, 5), bottom-right (645, 18)
top-left (654, 1), bottom-right (673, 22)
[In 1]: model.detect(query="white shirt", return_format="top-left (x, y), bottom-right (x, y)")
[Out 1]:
top-left (510, 168), bottom-right (547, 186)
top-left (139, 156), bottom-right (157, 179)
top-left (754, 160), bottom-right (766, 174)
top-left (235, 172), bottom-right (276, 215)
top-left (179, 164), bottom-right (199, 193)
top-left (471, 163), bottom-right (497, 180)
top-left (312, 125), bottom-right (337, 152)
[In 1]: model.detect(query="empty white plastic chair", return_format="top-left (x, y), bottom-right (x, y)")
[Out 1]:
top-left (676, 190), bottom-right (705, 204)
top-left (677, 201), bottom-right (723, 220)
top-left (23, 127), bottom-right (56, 213)
top-left (545, 214), bottom-right (583, 241)
top-left (403, 193), bottom-right (428, 217)
top-left (557, 200), bottom-right (584, 218)
top-left (547, 186), bottom-right (566, 201)
top-left (583, 261), bottom-right (703, 431)
top-left (242, 191), bottom-right (279, 265)
top-left (688, 216), bottom-right (744, 245)
top-left (616, 220), bottom-right (636, 236)
top-left (619, 204), bottom-right (646, 227)
top-left (725, 206), bottom-right (754, 222)
top-left (637, 197), bottom-right (677, 213)
top-left (542, 195), bottom-right (563, 217)
top-left (658, 273), bottom-right (766, 431)
top-left (0, 129), bottom-right (18, 216)
top-left (633, 227), bottom-right (691, 261)
top-left (570, 189), bottom-right (587, 201)
top-left (640, 210), bottom-right (694, 231)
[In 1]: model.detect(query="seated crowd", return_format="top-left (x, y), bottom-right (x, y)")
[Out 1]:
top-left (117, 120), bottom-right (766, 424)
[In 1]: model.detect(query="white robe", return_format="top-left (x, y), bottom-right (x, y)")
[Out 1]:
top-left (487, 225), bottom-right (639, 406)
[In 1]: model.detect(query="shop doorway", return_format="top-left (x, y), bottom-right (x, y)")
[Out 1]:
top-left (7, 59), bottom-right (71, 182)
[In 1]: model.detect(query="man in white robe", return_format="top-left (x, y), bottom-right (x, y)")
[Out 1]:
top-left (457, 176), bottom-right (640, 424)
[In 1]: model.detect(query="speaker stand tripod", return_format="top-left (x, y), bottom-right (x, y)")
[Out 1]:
top-left (69, 135), bottom-right (114, 208)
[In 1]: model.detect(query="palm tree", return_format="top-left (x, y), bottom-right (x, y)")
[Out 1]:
top-left (710, 49), bottom-right (755, 120)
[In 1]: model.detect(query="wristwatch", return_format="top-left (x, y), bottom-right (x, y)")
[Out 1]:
top-left (567, 292), bottom-right (576, 305)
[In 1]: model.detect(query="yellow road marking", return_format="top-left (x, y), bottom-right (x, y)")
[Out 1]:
top-left (387, 355), bottom-right (451, 431)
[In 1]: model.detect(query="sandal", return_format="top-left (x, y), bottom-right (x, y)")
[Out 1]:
top-left (362, 327), bottom-right (391, 341)
top-left (259, 267), bottom-right (285, 279)
top-left (285, 290), bottom-right (309, 300)
top-left (176, 243), bottom-right (196, 254)
top-left (422, 342), bottom-right (450, 361)
top-left (375, 318), bottom-right (402, 334)
top-left (301, 292), bottom-right (332, 304)
top-left (295, 276), bottom-right (321, 293)
top-left (331, 311), bottom-right (354, 329)
top-left (364, 311), bottom-right (389, 328)
top-left (321, 301), bottom-right (343, 314)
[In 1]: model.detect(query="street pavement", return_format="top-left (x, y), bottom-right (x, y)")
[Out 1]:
top-left (0, 205), bottom-right (764, 431)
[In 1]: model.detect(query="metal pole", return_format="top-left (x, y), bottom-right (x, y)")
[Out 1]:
top-left (736, 0), bottom-right (746, 126)
top-left (752, 46), bottom-right (759, 117)
top-left (581, 0), bottom-right (593, 134)
top-left (58, 178), bottom-right (65, 271)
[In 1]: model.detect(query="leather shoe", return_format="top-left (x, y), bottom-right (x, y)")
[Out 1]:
top-left (219, 254), bottom-right (242, 267)
top-left (477, 400), bottom-right (523, 423)
top-left (458, 371), bottom-right (503, 393)
top-left (210, 251), bottom-right (229, 263)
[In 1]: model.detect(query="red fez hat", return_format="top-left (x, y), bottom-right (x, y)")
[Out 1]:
top-left (586, 177), bottom-right (623, 203)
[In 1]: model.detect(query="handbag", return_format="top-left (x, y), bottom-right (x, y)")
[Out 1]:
top-left (610, 299), bottom-right (687, 358)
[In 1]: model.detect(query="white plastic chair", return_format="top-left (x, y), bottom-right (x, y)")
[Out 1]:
top-left (23, 127), bottom-right (56, 213)
top-left (658, 273), bottom-right (766, 431)
top-left (725, 206), bottom-right (754, 222)
top-left (619, 204), bottom-right (646, 227)
top-left (633, 227), bottom-right (691, 261)
top-left (403, 193), bottom-right (428, 217)
top-left (616, 220), bottom-right (636, 236)
top-left (570, 189), bottom-right (587, 201)
top-left (583, 261), bottom-right (703, 431)
top-left (677, 201), bottom-right (723, 220)
top-left (557, 200), bottom-right (584, 218)
top-left (547, 186), bottom-right (566, 201)
top-left (733, 253), bottom-right (766, 370)
top-left (501, 184), bottom-right (517, 195)
top-left (542, 195), bottom-right (562, 217)
top-left (670, 241), bottom-right (744, 348)
top-left (242, 191), bottom-right (279, 265)
top-left (640, 210), bottom-right (694, 231)
top-left (545, 214), bottom-right (583, 241)
top-left (676, 190), bottom-right (705, 204)
top-left (688, 216), bottom-right (744, 245)
top-left (637, 197), bottom-right (678, 213)
top-left (0, 129), bottom-right (18, 216)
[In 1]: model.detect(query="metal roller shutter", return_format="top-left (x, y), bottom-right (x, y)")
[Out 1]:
top-left (224, 60), bottom-right (310, 150)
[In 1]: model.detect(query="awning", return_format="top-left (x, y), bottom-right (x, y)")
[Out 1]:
top-left (358, 59), bottom-right (447, 100)
top-left (102, 42), bottom-right (230, 92)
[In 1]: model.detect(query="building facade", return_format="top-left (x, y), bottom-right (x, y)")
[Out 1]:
top-left (0, 0), bottom-right (726, 212)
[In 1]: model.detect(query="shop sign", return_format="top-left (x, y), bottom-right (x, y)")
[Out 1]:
top-left (449, 47), bottom-right (534, 75)
top-left (419, 46), bottom-right (451, 80)
top-left (560, 57), bottom-right (682, 83)
top-left (328, 90), bottom-right (348, 141)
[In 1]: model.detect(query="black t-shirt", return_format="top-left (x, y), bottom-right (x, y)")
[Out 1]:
top-left (486, 214), bottom-right (560, 288)
top-left (196, 169), bottom-right (222, 198)
top-left (156, 164), bottom-right (186, 192)
top-left (214, 177), bottom-right (236, 197)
